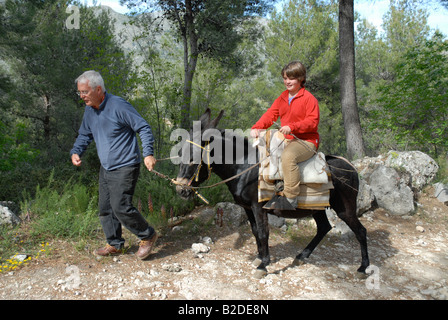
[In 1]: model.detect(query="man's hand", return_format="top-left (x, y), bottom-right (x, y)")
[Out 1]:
top-left (71, 154), bottom-right (82, 167)
top-left (144, 155), bottom-right (157, 171)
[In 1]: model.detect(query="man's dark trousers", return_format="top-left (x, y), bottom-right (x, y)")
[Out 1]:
top-left (98, 164), bottom-right (155, 249)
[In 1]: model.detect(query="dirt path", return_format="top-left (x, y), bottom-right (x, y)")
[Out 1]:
top-left (1, 190), bottom-right (447, 301)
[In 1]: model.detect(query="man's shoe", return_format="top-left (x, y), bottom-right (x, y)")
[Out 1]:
top-left (94, 244), bottom-right (123, 256)
top-left (136, 233), bottom-right (158, 260)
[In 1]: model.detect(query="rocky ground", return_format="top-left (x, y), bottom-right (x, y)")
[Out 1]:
top-left (1, 188), bottom-right (447, 302)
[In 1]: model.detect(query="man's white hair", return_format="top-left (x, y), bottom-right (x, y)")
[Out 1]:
top-left (75, 70), bottom-right (106, 92)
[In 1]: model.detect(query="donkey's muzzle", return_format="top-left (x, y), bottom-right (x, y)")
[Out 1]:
top-left (175, 177), bottom-right (193, 199)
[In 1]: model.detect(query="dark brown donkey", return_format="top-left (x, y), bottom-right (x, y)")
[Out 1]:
top-left (175, 109), bottom-right (369, 278)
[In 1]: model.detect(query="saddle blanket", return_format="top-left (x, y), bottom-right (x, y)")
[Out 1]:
top-left (256, 130), bottom-right (333, 210)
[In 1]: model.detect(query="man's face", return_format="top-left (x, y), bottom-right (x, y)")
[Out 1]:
top-left (77, 81), bottom-right (104, 109)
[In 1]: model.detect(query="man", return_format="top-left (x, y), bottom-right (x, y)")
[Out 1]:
top-left (70, 70), bottom-right (157, 260)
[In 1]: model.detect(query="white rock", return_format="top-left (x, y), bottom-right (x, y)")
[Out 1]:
top-left (162, 263), bottom-right (182, 272)
top-left (191, 243), bottom-right (210, 254)
top-left (10, 254), bottom-right (28, 262)
top-left (385, 151), bottom-right (438, 189)
top-left (0, 204), bottom-right (21, 226)
top-left (416, 226), bottom-right (425, 233)
top-left (434, 182), bottom-right (448, 205)
top-left (201, 236), bottom-right (213, 244)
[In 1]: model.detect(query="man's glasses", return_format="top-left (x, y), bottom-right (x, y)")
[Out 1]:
top-left (77, 90), bottom-right (89, 97)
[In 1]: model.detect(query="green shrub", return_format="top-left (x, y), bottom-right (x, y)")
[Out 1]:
top-left (435, 155), bottom-right (448, 184)
top-left (21, 172), bottom-right (100, 241)
top-left (135, 170), bottom-right (233, 224)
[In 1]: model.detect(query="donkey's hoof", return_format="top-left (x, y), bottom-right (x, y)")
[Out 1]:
top-left (355, 265), bottom-right (369, 279)
top-left (254, 268), bottom-right (268, 279)
top-left (252, 257), bottom-right (262, 267)
top-left (355, 271), bottom-right (368, 280)
top-left (292, 257), bottom-right (306, 267)
top-left (357, 265), bottom-right (368, 274)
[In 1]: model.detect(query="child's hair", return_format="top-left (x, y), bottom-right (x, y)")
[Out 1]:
top-left (281, 61), bottom-right (306, 86)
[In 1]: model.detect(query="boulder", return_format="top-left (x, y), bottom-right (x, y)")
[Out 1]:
top-left (353, 151), bottom-right (439, 216)
top-left (434, 183), bottom-right (448, 205)
top-left (214, 202), bottom-right (285, 228)
top-left (368, 165), bottom-right (415, 215)
top-left (326, 208), bottom-right (352, 239)
top-left (384, 151), bottom-right (439, 189)
top-left (215, 202), bottom-right (248, 227)
top-left (356, 179), bottom-right (375, 216)
top-left (268, 213), bottom-right (285, 228)
top-left (0, 202), bottom-right (21, 226)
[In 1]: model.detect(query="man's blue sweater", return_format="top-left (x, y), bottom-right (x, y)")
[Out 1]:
top-left (70, 92), bottom-right (154, 171)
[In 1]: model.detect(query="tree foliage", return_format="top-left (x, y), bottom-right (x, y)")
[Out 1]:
top-left (265, 0), bottom-right (344, 155)
top-left (1, 0), bottom-right (447, 206)
top-left (355, 0), bottom-right (436, 154)
top-left (0, 0), bottom-right (133, 200)
top-left (122, 0), bottom-right (274, 128)
top-left (373, 32), bottom-right (448, 156)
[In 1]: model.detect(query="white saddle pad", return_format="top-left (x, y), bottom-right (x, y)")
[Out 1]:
top-left (257, 130), bottom-right (329, 184)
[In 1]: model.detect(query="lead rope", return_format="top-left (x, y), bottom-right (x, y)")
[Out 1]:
top-left (151, 126), bottom-right (359, 203)
top-left (151, 138), bottom-right (282, 204)
top-left (270, 123), bottom-right (359, 192)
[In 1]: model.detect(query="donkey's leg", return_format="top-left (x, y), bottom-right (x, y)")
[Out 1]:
top-left (326, 156), bottom-right (370, 273)
top-left (251, 205), bottom-right (270, 278)
top-left (244, 208), bottom-right (263, 267)
top-left (332, 197), bottom-right (370, 273)
top-left (336, 210), bottom-right (370, 273)
top-left (293, 210), bottom-right (332, 266)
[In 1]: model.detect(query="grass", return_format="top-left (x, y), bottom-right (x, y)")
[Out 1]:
top-left (435, 154), bottom-right (448, 184)
top-left (0, 171), bottom-right (101, 273)
top-left (0, 232), bottom-right (50, 273)
top-left (0, 166), bottom-right (233, 273)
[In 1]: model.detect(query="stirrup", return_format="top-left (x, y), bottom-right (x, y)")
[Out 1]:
top-left (262, 195), bottom-right (295, 210)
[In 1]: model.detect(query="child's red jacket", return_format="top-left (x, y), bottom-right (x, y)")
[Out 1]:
top-left (252, 87), bottom-right (320, 149)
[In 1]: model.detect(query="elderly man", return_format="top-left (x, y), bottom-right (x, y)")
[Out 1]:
top-left (70, 70), bottom-right (157, 260)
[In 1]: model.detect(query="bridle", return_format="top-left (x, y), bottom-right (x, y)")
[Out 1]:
top-left (184, 139), bottom-right (213, 186)
top-left (154, 136), bottom-right (276, 205)
top-left (152, 130), bottom-right (359, 205)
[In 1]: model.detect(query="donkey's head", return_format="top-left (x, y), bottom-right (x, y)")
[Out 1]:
top-left (175, 108), bottom-right (224, 199)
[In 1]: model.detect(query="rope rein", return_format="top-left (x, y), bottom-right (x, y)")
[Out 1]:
top-left (151, 128), bottom-right (359, 203)
top-left (152, 138), bottom-right (276, 189)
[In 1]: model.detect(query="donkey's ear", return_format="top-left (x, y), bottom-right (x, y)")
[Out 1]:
top-left (208, 110), bottom-right (224, 129)
top-left (199, 108), bottom-right (211, 128)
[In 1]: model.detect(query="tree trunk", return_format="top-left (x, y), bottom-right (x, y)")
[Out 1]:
top-left (43, 94), bottom-right (51, 140)
top-left (180, 0), bottom-right (198, 129)
top-left (339, 0), bottom-right (365, 160)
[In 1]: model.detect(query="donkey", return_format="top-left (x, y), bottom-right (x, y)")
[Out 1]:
top-left (175, 109), bottom-right (369, 278)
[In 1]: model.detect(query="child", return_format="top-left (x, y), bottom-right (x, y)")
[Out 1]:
top-left (251, 61), bottom-right (320, 209)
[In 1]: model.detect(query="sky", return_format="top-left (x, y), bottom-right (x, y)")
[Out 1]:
top-left (355, 0), bottom-right (448, 34)
top-left (82, 0), bottom-right (448, 36)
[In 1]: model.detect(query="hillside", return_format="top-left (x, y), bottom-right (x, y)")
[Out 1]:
top-left (1, 186), bottom-right (447, 301)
